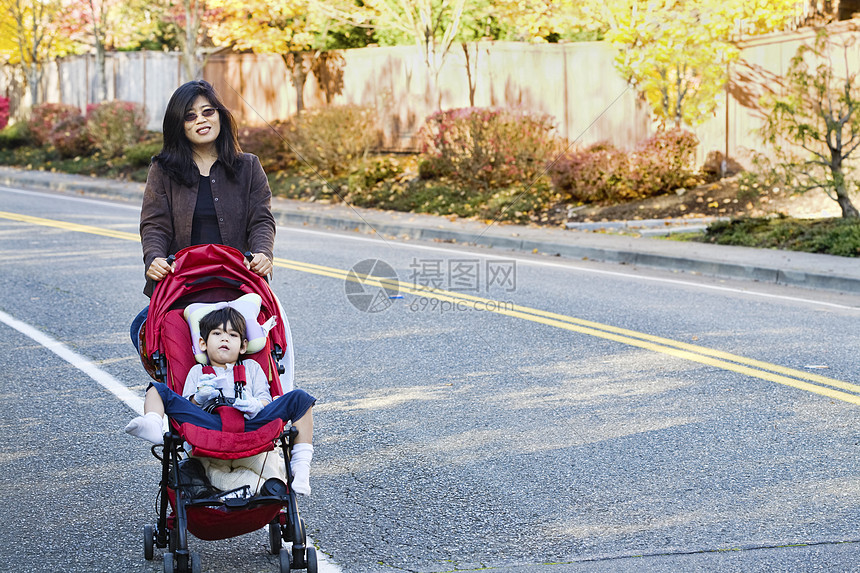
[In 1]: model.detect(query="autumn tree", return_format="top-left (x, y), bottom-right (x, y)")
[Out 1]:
top-left (480, 0), bottom-right (603, 43)
top-left (208, 0), bottom-right (331, 114)
top-left (760, 28), bottom-right (860, 218)
top-left (604, 0), bottom-right (800, 129)
top-left (64, 0), bottom-right (127, 101)
top-left (0, 0), bottom-right (76, 105)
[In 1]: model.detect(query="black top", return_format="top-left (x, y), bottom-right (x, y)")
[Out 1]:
top-left (190, 174), bottom-right (223, 246)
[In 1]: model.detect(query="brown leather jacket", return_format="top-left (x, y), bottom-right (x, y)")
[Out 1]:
top-left (139, 153), bottom-right (276, 296)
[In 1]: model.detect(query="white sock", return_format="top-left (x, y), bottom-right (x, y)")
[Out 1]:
top-left (124, 412), bottom-right (164, 445)
top-left (290, 443), bottom-right (314, 496)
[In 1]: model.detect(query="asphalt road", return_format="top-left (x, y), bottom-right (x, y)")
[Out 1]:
top-left (2, 185), bottom-right (860, 572)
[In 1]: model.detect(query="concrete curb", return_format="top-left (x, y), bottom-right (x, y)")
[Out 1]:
top-left (2, 166), bottom-right (859, 294)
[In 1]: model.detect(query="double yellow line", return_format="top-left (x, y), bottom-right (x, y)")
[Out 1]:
top-left (278, 257), bottom-right (860, 405)
top-left (3, 209), bottom-right (858, 405)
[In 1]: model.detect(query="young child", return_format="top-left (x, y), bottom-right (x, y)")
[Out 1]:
top-left (125, 306), bottom-right (315, 495)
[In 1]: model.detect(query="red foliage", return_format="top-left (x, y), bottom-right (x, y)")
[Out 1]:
top-left (50, 115), bottom-right (93, 158)
top-left (0, 98), bottom-right (10, 131)
top-left (28, 103), bottom-right (81, 146)
top-left (549, 129), bottom-right (700, 203)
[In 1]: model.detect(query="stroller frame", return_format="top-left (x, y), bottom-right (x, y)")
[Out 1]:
top-left (138, 244), bottom-right (318, 573)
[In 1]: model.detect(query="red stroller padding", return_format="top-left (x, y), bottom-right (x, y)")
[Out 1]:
top-left (146, 244), bottom-right (288, 459)
top-left (166, 490), bottom-right (283, 541)
top-left (146, 243), bottom-right (286, 401)
top-left (179, 419), bottom-right (285, 459)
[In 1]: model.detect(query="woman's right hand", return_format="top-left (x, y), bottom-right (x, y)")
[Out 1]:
top-left (146, 257), bottom-right (175, 282)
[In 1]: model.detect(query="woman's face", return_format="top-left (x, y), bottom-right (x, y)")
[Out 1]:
top-left (183, 95), bottom-right (221, 152)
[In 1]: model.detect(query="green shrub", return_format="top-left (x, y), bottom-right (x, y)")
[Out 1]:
top-left (124, 140), bottom-right (161, 167)
top-left (86, 101), bottom-right (146, 157)
top-left (49, 115), bottom-right (93, 158)
top-left (417, 155), bottom-right (453, 179)
top-left (0, 122), bottom-right (31, 149)
top-left (28, 103), bottom-right (81, 146)
top-left (347, 155), bottom-right (404, 191)
top-left (289, 105), bottom-right (379, 177)
top-left (418, 107), bottom-right (559, 189)
top-left (702, 215), bottom-right (860, 256)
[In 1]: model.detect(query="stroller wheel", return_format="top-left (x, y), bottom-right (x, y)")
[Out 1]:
top-left (268, 522), bottom-right (282, 555)
top-left (144, 525), bottom-right (155, 560)
top-left (163, 552), bottom-right (174, 573)
top-left (190, 551), bottom-right (202, 573)
top-left (278, 548), bottom-right (291, 573)
top-left (306, 547), bottom-right (318, 573)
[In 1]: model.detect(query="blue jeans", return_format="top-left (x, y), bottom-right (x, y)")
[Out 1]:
top-left (149, 382), bottom-right (315, 431)
top-left (130, 306), bottom-right (149, 353)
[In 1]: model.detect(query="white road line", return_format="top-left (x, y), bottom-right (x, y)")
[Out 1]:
top-left (0, 309), bottom-right (144, 413)
top-left (0, 308), bottom-right (342, 572)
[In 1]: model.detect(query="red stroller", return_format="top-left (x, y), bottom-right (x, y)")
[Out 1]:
top-left (138, 244), bottom-right (317, 573)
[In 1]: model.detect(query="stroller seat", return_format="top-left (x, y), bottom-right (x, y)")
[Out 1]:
top-left (160, 309), bottom-right (284, 459)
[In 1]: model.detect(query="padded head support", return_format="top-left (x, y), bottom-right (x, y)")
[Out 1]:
top-left (184, 293), bottom-right (275, 364)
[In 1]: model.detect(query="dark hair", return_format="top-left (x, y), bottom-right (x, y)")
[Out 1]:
top-left (199, 307), bottom-right (247, 345)
top-left (154, 80), bottom-right (242, 187)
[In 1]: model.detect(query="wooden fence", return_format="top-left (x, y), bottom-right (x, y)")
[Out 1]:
top-left (3, 21), bottom-right (860, 165)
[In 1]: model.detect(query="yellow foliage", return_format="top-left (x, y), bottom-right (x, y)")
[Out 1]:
top-left (207, 0), bottom-right (321, 53)
top-left (604, 0), bottom-right (800, 127)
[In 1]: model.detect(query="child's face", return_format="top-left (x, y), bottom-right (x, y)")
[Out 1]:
top-left (199, 320), bottom-right (247, 368)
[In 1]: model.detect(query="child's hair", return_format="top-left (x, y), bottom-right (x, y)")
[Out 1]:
top-left (199, 307), bottom-right (247, 343)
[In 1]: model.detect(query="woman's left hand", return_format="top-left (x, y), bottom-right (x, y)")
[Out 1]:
top-left (247, 253), bottom-right (273, 277)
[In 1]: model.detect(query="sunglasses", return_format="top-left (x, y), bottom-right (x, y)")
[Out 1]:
top-left (184, 107), bottom-right (218, 123)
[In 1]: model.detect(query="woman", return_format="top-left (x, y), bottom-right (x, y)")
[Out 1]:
top-left (128, 80), bottom-right (314, 495)
top-left (130, 79), bottom-right (275, 347)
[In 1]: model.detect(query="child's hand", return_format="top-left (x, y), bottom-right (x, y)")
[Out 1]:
top-left (233, 396), bottom-right (263, 419)
top-left (194, 375), bottom-right (219, 404)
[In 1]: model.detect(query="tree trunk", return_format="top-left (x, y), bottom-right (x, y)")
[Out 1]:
top-left (95, 41), bottom-right (108, 102)
top-left (26, 64), bottom-right (40, 106)
top-left (835, 182), bottom-right (859, 218)
top-left (182, 0), bottom-right (201, 82)
top-left (831, 161), bottom-right (859, 218)
top-left (283, 52), bottom-right (308, 115)
top-left (462, 43), bottom-right (476, 107)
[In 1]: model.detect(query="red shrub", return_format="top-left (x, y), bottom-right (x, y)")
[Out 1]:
top-left (238, 122), bottom-right (296, 171)
top-left (28, 103), bottom-right (81, 146)
top-left (548, 142), bottom-right (631, 202)
top-left (628, 128), bottom-right (699, 197)
top-left (549, 129), bottom-right (699, 203)
top-left (49, 115), bottom-right (93, 158)
top-left (0, 97), bottom-right (10, 130)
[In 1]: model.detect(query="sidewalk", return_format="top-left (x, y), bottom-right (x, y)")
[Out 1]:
top-left (3, 165), bottom-right (859, 294)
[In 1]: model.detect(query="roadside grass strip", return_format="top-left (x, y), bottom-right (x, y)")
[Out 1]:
top-left (2, 210), bottom-right (855, 406)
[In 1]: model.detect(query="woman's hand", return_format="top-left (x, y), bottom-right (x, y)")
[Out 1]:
top-left (247, 253), bottom-right (273, 277)
top-left (146, 257), bottom-right (175, 282)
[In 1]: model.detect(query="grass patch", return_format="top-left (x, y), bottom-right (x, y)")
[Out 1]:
top-left (697, 215), bottom-right (860, 257)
